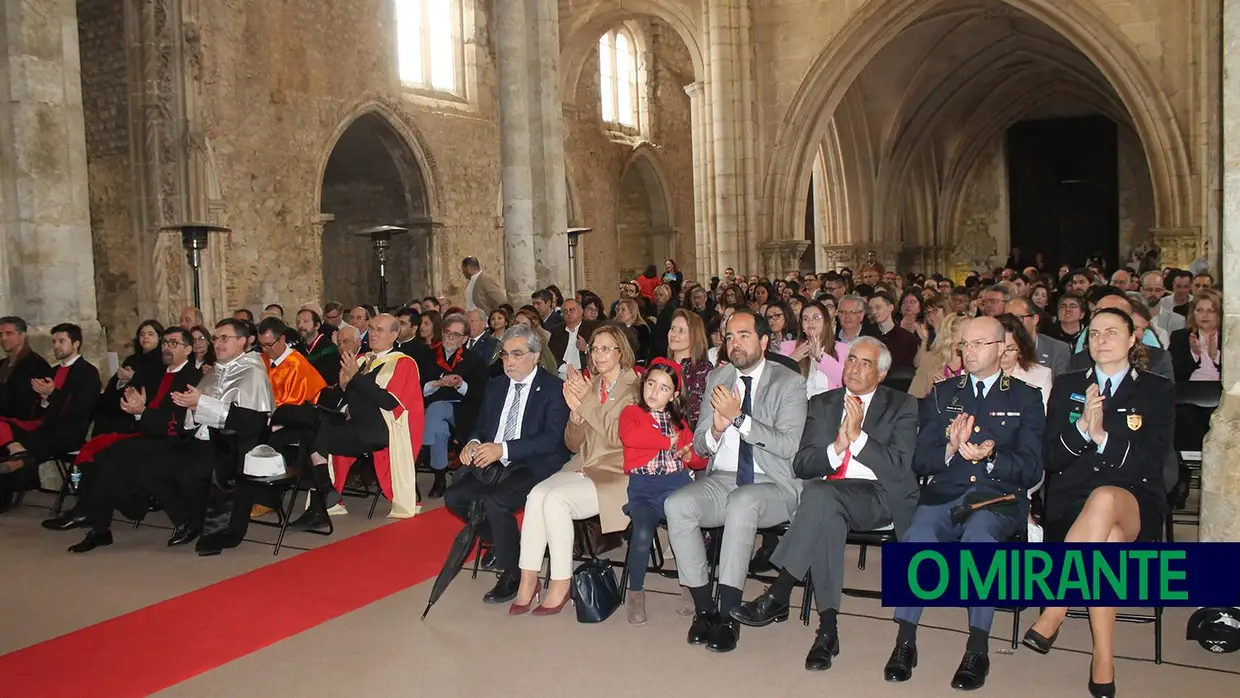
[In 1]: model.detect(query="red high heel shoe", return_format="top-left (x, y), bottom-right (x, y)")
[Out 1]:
top-left (508, 580), bottom-right (542, 616)
top-left (532, 587), bottom-right (572, 616)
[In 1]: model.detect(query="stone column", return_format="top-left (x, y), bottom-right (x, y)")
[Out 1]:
top-left (1201, 0), bottom-right (1240, 543)
top-left (0, 0), bottom-right (104, 357)
top-left (496, 0), bottom-right (568, 304)
top-left (704, 0), bottom-right (758, 273)
top-left (685, 82), bottom-right (712, 282)
top-left (758, 240), bottom-right (810, 278)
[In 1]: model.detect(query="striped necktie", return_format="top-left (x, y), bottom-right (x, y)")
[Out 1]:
top-left (503, 383), bottom-right (526, 440)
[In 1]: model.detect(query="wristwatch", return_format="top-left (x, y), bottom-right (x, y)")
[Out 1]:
top-left (732, 414), bottom-right (746, 430)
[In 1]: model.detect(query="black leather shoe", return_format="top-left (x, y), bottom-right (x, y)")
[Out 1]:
top-left (68, 530), bottom-right (113, 553)
top-left (804, 631), bottom-right (841, 671)
top-left (884, 641), bottom-right (918, 682)
top-left (479, 551), bottom-right (498, 572)
top-left (687, 611), bottom-right (718, 645)
top-left (42, 513), bottom-right (87, 531)
top-left (288, 511), bottom-right (331, 532)
top-left (748, 545), bottom-right (775, 574)
top-left (1088, 662), bottom-right (1116, 698)
top-left (483, 574), bottom-right (519, 604)
top-left (950, 652), bottom-right (989, 691)
top-left (167, 526), bottom-right (200, 547)
top-left (705, 617), bottom-right (740, 653)
top-left (729, 592), bottom-right (790, 627)
top-left (1021, 627), bottom-right (1059, 654)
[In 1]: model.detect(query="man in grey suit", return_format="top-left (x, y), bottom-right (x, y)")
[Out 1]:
top-left (461, 257), bottom-right (507, 314)
top-left (730, 338), bottom-right (919, 671)
top-left (1008, 297), bottom-right (1070, 377)
top-left (666, 308), bottom-right (807, 654)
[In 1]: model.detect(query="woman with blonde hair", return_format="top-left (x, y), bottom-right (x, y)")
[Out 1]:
top-left (908, 312), bottom-right (965, 398)
top-left (509, 323), bottom-right (640, 615)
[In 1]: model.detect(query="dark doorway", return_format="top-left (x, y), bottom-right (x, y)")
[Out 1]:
top-left (1007, 115), bottom-right (1118, 275)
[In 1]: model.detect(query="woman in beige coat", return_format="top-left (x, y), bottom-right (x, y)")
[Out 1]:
top-left (510, 323), bottom-right (640, 615)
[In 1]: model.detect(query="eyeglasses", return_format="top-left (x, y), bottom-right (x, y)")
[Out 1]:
top-left (443, 330), bottom-right (466, 339)
top-left (589, 345), bottom-right (620, 355)
top-left (498, 350), bottom-right (530, 360)
top-left (957, 340), bottom-right (1003, 351)
top-left (765, 312), bottom-right (783, 320)
top-left (212, 334), bottom-right (242, 343)
top-left (161, 340), bottom-right (185, 348)
top-left (838, 309), bottom-right (865, 316)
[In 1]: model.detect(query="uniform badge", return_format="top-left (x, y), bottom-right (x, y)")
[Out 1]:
top-left (1127, 413), bottom-right (1143, 431)
top-left (999, 375), bottom-right (1011, 392)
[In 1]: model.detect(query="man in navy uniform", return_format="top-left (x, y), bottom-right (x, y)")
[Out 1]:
top-left (884, 316), bottom-right (1045, 691)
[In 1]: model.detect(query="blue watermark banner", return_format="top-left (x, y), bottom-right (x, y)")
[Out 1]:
top-left (880, 543), bottom-right (1240, 607)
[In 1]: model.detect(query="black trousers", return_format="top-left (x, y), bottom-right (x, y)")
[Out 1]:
top-left (93, 438), bottom-right (215, 530)
top-left (443, 467), bottom-right (540, 577)
top-left (314, 423), bottom-right (384, 459)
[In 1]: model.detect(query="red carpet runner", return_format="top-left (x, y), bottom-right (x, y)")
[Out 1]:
top-left (0, 508), bottom-right (467, 698)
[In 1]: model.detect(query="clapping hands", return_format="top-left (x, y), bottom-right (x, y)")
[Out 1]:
top-left (1077, 383), bottom-right (1107, 445)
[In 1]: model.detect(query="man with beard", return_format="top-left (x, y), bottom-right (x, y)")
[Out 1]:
top-left (117, 319), bottom-right (275, 556)
top-left (296, 307), bottom-right (340, 385)
top-left (0, 323), bottom-right (101, 510)
top-left (0, 317), bottom-right (52, 423)
top-left (420, 313), bottom-right (487, 498)
top-left (666, 309), bottom-right (807, 654)
top-left (54, 328), bottom-right (201, 547)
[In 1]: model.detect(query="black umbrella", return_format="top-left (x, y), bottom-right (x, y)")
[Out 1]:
top-left (421, 499), bottom-right (485, 620)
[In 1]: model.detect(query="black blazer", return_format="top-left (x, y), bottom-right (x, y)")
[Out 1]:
top-left (422, 345), bottom-right (488, 441)
top-left (1168, 328), bottom-right (1222, 381)
top-left (0, 349), bottom-right (52, 419)
top-left (548, 321), bottom-right (599, 368)
top-left (793, 385), bottom-right (921, 537)
top-left (1043, 367), bottom-right (1174, 530)
top-left (320, 367), bottom-right (400, 449)
top-left (913, 373), bottom-right (1046, 514)
top-left (467, 334), bottom-right (499, 363)
top-left (469, 368), bottom-right (571, 481)
top-left (136, 364), bottom-right (205, 438)
top-left (23, 359), bottom-right (103, 459)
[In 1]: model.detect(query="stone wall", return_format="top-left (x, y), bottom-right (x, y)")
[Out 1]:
top-left (1118, 125), bottom-right (1157, 265)
top-left (566, 18), bottom-right (695, 298)
top-left (78, 0), bottom-right (138, 352)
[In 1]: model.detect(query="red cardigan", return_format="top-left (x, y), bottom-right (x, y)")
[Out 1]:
top-left (618, 404), bottom-right (708, 474)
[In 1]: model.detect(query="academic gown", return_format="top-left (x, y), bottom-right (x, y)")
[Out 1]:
top-left (92, 349), bottom-right (165, 436)
top-left (328, 351), bottom-right (424, 518)
top-left (77, 362), bottom-right (204, 465)
top-left (300, 333), bottom-right (341, 387)
top-left (0, 358), bottom-right (102, 460)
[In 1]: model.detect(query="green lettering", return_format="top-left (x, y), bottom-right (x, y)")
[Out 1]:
top-left (962, 550), bottom-right (1005, 602)
top-left (1159, 550), bottom-right (1188, 602)
top-left (1058, 550), bottom-right (1090, 601)
top-left (1091, 550), bottom-right (1127, 601)
top-left (909, 551), bottom-right (949, 600)
top-left (1024, 550), bottom-right (1055, 601)
top-left (1010, 547), bottom-right (1020, 600)
top-left (1128, 550), bottom-right (1158, 601)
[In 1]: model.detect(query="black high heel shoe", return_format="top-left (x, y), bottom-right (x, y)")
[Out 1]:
top-left (1021, 626), bottom-right (1060, 654)
top-left (1088, 662), bottom-right (1116, 698)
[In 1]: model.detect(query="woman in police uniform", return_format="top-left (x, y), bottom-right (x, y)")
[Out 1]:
top-left (1021, 307), bottom-right (1174, 698)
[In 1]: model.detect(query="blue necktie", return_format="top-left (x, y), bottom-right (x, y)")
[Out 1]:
top-left (737, 376), bottom-right (755, 485)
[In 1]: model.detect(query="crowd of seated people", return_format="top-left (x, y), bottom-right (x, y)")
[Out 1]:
top-left (0, 252), bottom-right (1220, 697)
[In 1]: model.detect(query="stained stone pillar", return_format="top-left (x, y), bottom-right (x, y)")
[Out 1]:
top-left (685, 82), bottom-right (712, 282)
top-left (0, 0), bottom-right (104, 358)
top-left (497, 0), bottom-right (568, 303)
top-left (1200, 0), bottom-right (1240, 543)
top-left (758, 240), bottom-right (810, 278)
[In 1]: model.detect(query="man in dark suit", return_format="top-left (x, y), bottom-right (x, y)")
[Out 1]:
top-left (443, 323), bottom-right (571, 604)
top-left (1007, 298), bottom-right (1070, 377)
top-left (421, 312), bottom-right (488, 497)
top-left (547, 298), bottom-right (597, 378)
top-left (465, 309), bottom-right (498, 363)
top-left (885, 316), bottom-right (1045, 691)
top-left (0, 322), bottom-right (101, 510)
top-left (532, 289), bottom-right (564, 330)
top-left (731, 337), bottom-right (919, 672)
top-left (0, 316), bottom-right (52, 421)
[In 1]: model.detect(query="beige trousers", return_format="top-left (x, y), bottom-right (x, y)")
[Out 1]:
top-left (518, 471), bottom-right (600, 580)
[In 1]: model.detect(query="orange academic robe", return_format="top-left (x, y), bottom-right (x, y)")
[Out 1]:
top-left (266, 350), bottom-right (328, 407)
top-left (330, 352), bottom-right (425, 518)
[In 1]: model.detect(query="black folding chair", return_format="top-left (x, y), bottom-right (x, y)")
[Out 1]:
top-left (744, 522), bottom-right (814, 626)
top-left (1167, 381), bottom-right (1220, 540)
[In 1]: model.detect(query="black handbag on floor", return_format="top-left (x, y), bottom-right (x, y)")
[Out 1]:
top-left (571, 558), bottom-right (621, 623)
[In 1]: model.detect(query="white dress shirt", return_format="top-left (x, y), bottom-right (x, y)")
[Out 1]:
top-left (826, 389), bottom-right (878, 481)
top-left (704, 359), bottom-right (767, 475)
top-left (270, 346), bottom-right (292, 367)
top-left (557, 324), bottom-right (584, 378)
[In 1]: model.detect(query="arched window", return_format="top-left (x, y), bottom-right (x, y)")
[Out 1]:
top-left (396, 0), bottom-right (463, 94)
top-left (599, 27), bottom-right (642, 129)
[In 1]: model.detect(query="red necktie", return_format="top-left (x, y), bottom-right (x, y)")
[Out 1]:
top-left (149, 372), bottom-right (176, 409)
top-left (52, 365), bottom-right (70, 390)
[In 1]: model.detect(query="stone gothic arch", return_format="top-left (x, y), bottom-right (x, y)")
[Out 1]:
top-left (315, 105), bottom-right (439, 307)
top-left (615, 144), bottom-right (677, 278)
top-left (763, 0), bottom-right (1192, 251)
